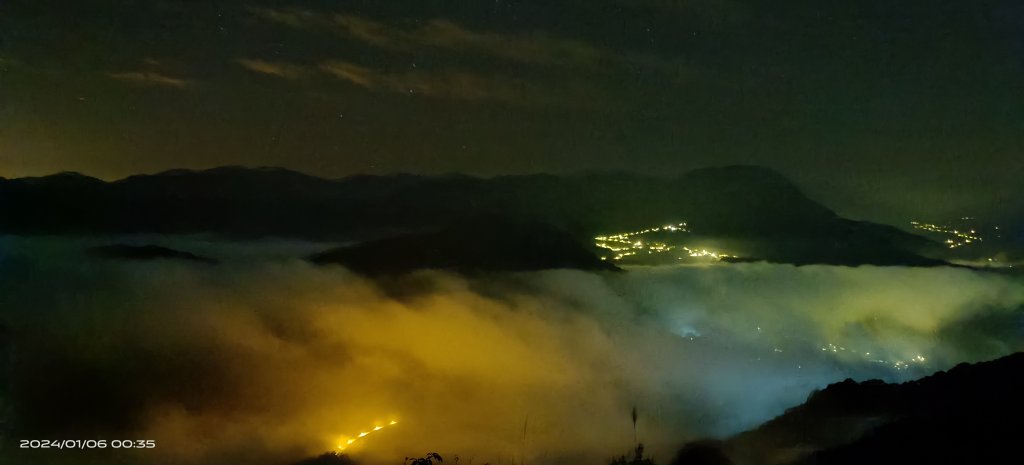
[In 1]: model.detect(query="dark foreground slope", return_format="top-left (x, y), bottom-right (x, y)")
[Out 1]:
top-left (277, 354), bottom-right (1024, 465)
top-left (0, 165), bottom-right (940, 266)
top-left (700, 352), bottom-right (1024, 465)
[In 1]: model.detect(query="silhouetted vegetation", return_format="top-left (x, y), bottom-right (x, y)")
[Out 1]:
top-left (610, 443), bottom-right (656, 465)
top-left (406, 452), bottom-right (444, 465)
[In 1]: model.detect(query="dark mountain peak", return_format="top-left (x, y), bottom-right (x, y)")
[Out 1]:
top-left (49, 171), bottom-right (96, 179)
top-left (119, 165), bottom-right (327, 183)
top-left (0, 165), bottom-right (940, 266)
top-left (336, 172), bottom-right (419, 182)
top-left (109, 166), bottom-right (345, 208)
top-left (10, 171), bottom-right (104, 186)
top-left (664, 165), bottom-right (839, 239)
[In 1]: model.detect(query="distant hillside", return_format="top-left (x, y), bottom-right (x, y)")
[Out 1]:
top-left (87, 244), bottom-right (218, 265)
top-left (0, 165), bottom-right (941, 266)
top-left (708, 352), bottom-right (1024, 465)
top-left (309, 218), bottom-right (617, 274)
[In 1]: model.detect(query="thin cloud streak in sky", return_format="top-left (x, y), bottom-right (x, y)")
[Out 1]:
top-left (107, 71), bottom-right (192, 88)
top-left (248, 7), bottom-right (681, 72)
top-left (318, 60), bottom-right (548, 104)
top-left (235, 56), bottom-right (601, 106)
top-left (236, 58), bottom-right (308, 79)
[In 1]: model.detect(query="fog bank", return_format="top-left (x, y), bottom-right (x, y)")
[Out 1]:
top-left (1, 237), bottom-right (1022, 465)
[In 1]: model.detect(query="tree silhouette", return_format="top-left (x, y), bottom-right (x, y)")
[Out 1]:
top-left (610, 443), bottom-right (656, 465)
top-left (406, 452), bottom-right (444, 465)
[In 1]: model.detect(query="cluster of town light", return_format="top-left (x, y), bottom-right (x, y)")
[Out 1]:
top-left (594, 222), bottom-right (732, 262)
top-left (910, 220), bottom-right (983, 249)
top-left (679, 247), bottom-right (731, 260)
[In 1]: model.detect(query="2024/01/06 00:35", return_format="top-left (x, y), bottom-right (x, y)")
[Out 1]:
top-left (20, 439), bottom-right (156, 449)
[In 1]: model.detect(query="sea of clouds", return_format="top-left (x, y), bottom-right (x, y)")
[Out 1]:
top-left (1, 236), bottom-right (1023, 465)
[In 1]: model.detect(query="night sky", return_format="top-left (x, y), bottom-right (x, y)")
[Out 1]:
top-left (1, 0), bottom-right (1022, 223)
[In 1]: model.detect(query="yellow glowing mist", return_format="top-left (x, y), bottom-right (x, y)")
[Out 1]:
top-left (336, 419), bottom-right (399, 451)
